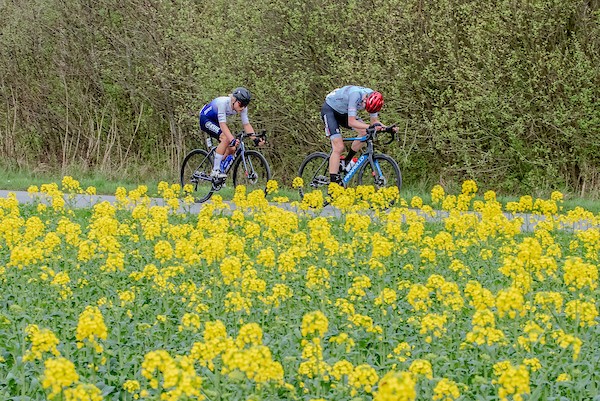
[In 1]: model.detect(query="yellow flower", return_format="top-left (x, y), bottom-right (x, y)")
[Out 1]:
top-left (23, 324), bottom-right (61, 362)
top-left (431, 185), bottom-right (445, 203)
top-left (179, 313), bottom-right (201, 332)
top-left (76, 306), bottom-right (108, 353)
top-left (409, 359), bottom-right (433, 380)
top-left (61, 176), bottom-right (82, 193)
top-left (420, 313), bottom-right (447, 343)
top-left (523, 358), bottom-right (542, 372)
top-left (348, 364), bottom-right (379, 394)
top-left (266, 180), bottom-right (279, 194)
top-left (235, 323), bottom-right (263, 348)
top-left (494, 362), bottom-right (530, 401)
top-left (495, 287), bottom-right (526, 319)
top-left (374, 370), bottom-right (416, 401)
top-left (565, 299), bottom-right (598, 327)
top-left (41, 357), bottom-right (79, 398)
top-left (461, 180), bottom-right (478, 195)
top-left (301, 311), bottom-right (329, 337)
top-left (389, 342), bottom-right (412, 362)
top-left (410, 196), bottom-right (423, 208)
top-left (292, 177), bottom-right (304, 188)
top-left (433, 378), bottom-right (460, 401)
top-left (63, 383), bottom-right (103, 401)
top-left (154, 240), bottom-right (174, 263)
top-left (123, 379), bottom-right (140, 393)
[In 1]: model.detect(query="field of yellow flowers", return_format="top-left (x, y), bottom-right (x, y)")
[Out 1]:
top-left (1, 177), bottom-right (599, 401)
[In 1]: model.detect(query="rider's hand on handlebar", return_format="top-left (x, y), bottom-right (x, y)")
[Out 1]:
top-left (246, 132), bottom-right (266, 147)
top-left (229, 138), bottom-right (239, 148)
top-left (368, 123), bottom-right (385, 131)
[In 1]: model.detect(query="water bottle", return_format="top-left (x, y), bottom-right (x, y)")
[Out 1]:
top-left (205, 136), bottom-right (213, 149)
top-left (220, 155), bottom-right (234, 172)
top-left (344, 157), bottom-right (358, 172)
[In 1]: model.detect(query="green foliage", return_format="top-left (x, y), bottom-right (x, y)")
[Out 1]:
top-left (0, 0), bottom-right (599, 194)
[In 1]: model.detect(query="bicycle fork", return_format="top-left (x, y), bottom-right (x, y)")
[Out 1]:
top-left (342, 153), bottom-right (388, 187)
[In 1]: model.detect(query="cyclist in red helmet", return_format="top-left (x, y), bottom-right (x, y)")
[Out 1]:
top-left (321, 86), bottom-right (396, 185)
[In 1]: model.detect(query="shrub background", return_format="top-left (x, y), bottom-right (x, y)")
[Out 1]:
top-left (1, 0), bottom-right (599, 194)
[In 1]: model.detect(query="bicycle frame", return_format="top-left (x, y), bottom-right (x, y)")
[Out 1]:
top-left (209, 141), bottom-right (246, 174)
top-left (339, 134), bottom-right (376, 185)
top-left (207, 133), bottom-right (257, 176)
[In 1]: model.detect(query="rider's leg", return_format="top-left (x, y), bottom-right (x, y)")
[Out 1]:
top-left (199, 113), bottom-right (226, 174)
top-left (347, 127), bottom-right (367, 161)
top-left (213, 133), bottom-right (238, 175)
top-left (329, 136), bottom-right (344, 184)
top-left (321, 102), bottom-right (345, 184)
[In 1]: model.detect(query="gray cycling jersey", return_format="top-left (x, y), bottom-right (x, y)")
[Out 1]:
top-left (325, 85), bottom-right (378, 118)
top-left (206, 96), bottom-right (250, 125)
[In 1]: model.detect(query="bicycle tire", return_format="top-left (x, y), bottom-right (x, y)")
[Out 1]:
top-left (298, 152), bottom-right (330, 200)
top-left (357, 153), bottom-right (402, 192)
top-left (231, 150), bottom-right (271, 194)
top-left (180, 149), bottom-right (216, 203)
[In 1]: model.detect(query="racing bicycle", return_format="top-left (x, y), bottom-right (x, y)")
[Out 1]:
top-left (180, 131), bottom-right (271, 203)
top-left (298, 125), bottom-right (402, 201)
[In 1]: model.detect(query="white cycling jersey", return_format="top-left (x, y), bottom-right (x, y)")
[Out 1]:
top-left (202, 96), bottom-right (249, 125)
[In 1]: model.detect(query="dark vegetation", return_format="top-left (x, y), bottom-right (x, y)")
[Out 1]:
top-left (1, 0), bottom-right (599, 195)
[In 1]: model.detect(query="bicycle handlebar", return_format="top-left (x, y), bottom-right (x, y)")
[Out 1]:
top-left (231, 130), bottom-right (267, 147)
top-left (366, 124), bottom-right (396, 145)
top-left (236, 130), bottom-right (267, 142)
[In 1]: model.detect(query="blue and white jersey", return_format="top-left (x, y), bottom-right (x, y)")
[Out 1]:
top-left (325, 85), bottom-right (378, 118)
top-left (201, 96), bottom-right (250, 125)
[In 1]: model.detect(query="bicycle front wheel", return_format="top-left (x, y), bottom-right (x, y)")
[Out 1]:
top-left (232, 150), bottom-right (271, 195)
top-left (298, 152), bottom-right (330, 200)
top-left (357, 154), bottom-right (402, 192)
top-left (180, 149), bottom-right (215, 203)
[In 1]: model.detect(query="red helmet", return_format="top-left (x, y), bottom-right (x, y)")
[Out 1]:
top-left (365, 91), bottom-right (384, 113)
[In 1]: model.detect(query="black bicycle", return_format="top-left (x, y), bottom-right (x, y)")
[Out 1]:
top-left (180, 131), bottom-right (271, 203)
top-left (298, 125), bottom-right (402, 201)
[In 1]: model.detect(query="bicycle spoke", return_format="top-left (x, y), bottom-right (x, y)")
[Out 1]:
top-left (298, 152), bottom-right (330, 201)
top-left (232, 150), bottom-right (271, 195)
top-left (180, 149), bottom-right (215, 203)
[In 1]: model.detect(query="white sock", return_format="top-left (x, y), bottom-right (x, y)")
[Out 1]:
top-left (213, 153), bottom-right (224, 171)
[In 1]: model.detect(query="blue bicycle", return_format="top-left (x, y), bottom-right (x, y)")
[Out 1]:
top-left (298, 126), bottom-right (402, 201)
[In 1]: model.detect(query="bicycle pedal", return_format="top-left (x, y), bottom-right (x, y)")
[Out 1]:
top-left (314, 175), bottom-right (329, 186)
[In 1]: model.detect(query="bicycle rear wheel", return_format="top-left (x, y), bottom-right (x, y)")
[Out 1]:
top-left (357, 153), bottom-right (402, 195)
top-left (232, 150), bottom-right (271, 194)
top-left (298, 152), bottom-right (330, 200)
top-left (180, 149), bottom-right (215, 203)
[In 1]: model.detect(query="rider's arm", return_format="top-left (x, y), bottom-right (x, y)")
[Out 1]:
top-left (348, 115), bottom-right (370, 131)
top-left (241, 107), bottom-right (252, 133)
top-left (241, 109), bottom-right (263, 145)
top-left (348, 90), bottom-right (378, 131)
top-left (243, 122), bottom-right (254, 134)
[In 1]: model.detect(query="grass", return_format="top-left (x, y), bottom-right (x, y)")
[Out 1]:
top-left (2, 165), bottom-right (600, 214)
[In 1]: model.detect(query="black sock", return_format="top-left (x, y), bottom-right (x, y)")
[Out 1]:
top-left (346, 149), bottom-right (356, 161)
top-left (330, 173), bottom-right (342, 184)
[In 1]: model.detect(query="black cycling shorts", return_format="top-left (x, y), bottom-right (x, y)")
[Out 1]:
top-left (321, 102), bottom-right (350, 139)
